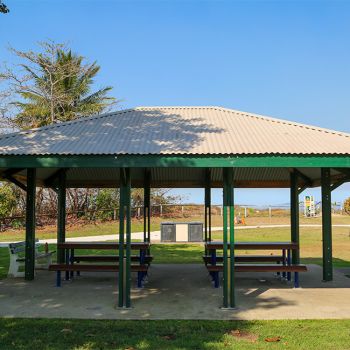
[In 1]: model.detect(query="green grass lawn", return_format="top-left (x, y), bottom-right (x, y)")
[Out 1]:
top-left (0, 319), bottom-right (349, 350)
top-left (211, 226), bottom-right (350, 268)
top-left (1, 214), bottom-right (349, 242)
top-left (0, 246), bottom-right (9, 279)
top-left (1, 224), bottom-right (350, 279)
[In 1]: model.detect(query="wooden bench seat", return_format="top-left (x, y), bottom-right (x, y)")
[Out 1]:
top-left (207, 264), bottom-right (306, 273)
top-left (49, 264), bottom-right (149, 272)
top-left (49, 263), bottom-right (149, 287)
top-left (206, 264), bottom-right (307, 288)
top-left (203, 255), bottom-right (284, 264)
top-left (73, 255), bottom-right (153, 264)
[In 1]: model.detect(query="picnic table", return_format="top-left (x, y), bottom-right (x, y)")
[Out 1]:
top-left (204, 241), bottom-right (306, 288)
top-left (50, 242), bottom-right (151, 287)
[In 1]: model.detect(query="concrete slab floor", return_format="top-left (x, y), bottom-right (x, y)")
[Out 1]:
top-left (0, 264), bottom-right (350, 320)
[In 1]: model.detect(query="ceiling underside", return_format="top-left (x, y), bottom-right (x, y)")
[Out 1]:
top-left (5, 167), bottom-right (349, 189)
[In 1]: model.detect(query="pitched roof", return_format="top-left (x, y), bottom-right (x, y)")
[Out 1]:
top-left (0, 106), bottom-right (349, 156)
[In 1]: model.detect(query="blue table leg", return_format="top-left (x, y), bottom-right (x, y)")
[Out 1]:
top-left (282, 249), bottom-right (286, 279)
top-left (137, 272), bottom-right (143, 288)
top-left (214, 271), bottom-right (219, 288)
top-left (65, 249), bottom-right (70, 281)
top-left (210, 249), bottom-right (217, 281)
top-left (138, 249), bottom-right (146, 287)
top-left (70, 248), bottom-right (74, 279)
top-left (287, 249), bottom-right (291, 281)
top-left (56, 271), bottom-right (61, 287)
top-left (294, 272), bottom-right (299, 288)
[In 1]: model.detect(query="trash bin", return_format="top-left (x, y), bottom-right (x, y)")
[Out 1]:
top-left (160, 222), bottom-right (203, 242)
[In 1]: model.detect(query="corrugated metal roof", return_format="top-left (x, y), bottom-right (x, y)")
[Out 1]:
top-left (0, 106), bottom-right (349, 155)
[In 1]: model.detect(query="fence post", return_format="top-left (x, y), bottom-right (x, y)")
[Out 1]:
top-left (160, 205), bottom-right (163, 217)
top-left (269, 206), bottom-right (272, 218)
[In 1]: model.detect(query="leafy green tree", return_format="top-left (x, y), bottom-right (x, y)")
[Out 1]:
top-left (94, 189), bottom-right (120, 220)
top-left (0, 183), bottom-right (17, 219)
top-left (2, 41), bottom-right (115, 129)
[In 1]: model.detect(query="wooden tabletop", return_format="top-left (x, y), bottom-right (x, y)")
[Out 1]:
top-left (57, 242), bottom-right (150, 250)
top-left (205, 241), bottom-right (299, 250)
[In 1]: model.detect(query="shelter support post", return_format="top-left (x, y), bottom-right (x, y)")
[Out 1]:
top-left (290, 171), bottom-right (300, 265)
top-left (321, 168), bottom-right (333, 281)
top-left (25, 168), bottom-right (36, 280)
top-left (118, 168), bottom-right (132, 308)
top-left (143, 169), bottom-right (151, 244)
top-left (118, 169), bottom-right (125, 307)
top-left (222, 167), bottom-right (235, 308)
top-left (57, 170), bottom-right (66, 265)
top-left (204, 168), bottom-right (211, 249)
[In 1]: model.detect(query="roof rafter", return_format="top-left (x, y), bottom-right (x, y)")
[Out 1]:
top-left (44, 168), bottom-right (68, 188)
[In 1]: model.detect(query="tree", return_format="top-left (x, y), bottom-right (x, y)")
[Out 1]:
top-left (0, 184), bottom-right (17, 219)
top-left (1, 41), bottom-right (115, 129)
top-left (0, 1), bottom-right (9, 14)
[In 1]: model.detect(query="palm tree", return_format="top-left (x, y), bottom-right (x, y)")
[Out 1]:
top-left (12, 43), bottom-right (115, 129)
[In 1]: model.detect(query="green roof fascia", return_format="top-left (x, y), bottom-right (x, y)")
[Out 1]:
top-left (0, 155), bottom-right (350, 168)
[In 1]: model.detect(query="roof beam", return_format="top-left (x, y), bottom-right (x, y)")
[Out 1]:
top-left (331, 179), bottom-right (347, 192)
top-left (298, 184), bottom-right (308, 195)
top-left (4, 175), bottom-right (27, 191)
top-left (0, 168), bottom-right (27, 191)
top-left (44, 169), bottom-right (68, 188)
top-left (289, 168), bottom-right (313, 185)
top-left (333, 168), bottom-right (350, 177)
top-left (330, 169), bottom-right (350, 191)
top-left (0, 155), bottom-right (350, 169)
top-left (61, 179), bottom-right (291, 189)
top-left (288, 168), bottom-right (313, 194)
top-left (1, 168), bottom-right (25, 177)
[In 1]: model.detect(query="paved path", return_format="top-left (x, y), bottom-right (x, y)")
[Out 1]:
top-left (1, 224), bottom-right (350, 247)
top-left (1, 264), bottom-right (350, 319)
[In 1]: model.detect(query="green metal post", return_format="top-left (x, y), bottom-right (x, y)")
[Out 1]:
top-left (147, 198), bottom-right (151, 244)
top-left (125, 168), bottom-right (132, 308)
top-left (57, 170), bottom-right (66, 264)
top-left (222, 168), bottom-right (230, 308)
top-left (209, 198), bottom-right (212, 242)
top-left (118, 169), bottom-right (126, 307)
top-left (290, 171), bottom-right (300, 265)
top-left (204, 169), bottom-right (211, 252)
top-left (25, 168), bottom-right (36, 280)
top-left (143, 170), bottom-right (151, 243)
top-left (321, 168), bottom-right (333, 281)
top-left (143, 187), bottom-right (147, 243)
top-left (228, 169), bottom-right (235, 308)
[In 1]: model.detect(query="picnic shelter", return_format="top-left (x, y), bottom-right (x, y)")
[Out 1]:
top-left (0, 106), bottom-right (349, 309)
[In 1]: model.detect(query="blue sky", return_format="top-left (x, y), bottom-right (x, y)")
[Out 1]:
top-left (1, 0), bottom-right (349, 205)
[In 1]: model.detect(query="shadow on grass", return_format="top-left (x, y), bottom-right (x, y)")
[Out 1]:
top-left (1, 319), bottom-right (350, 350)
